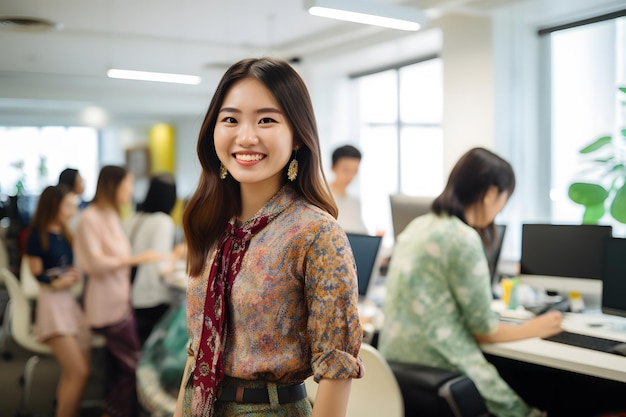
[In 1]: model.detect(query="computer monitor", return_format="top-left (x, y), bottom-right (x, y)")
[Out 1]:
top-left (519, 223), bottom-right (612, 299)
top-left (389, 194), bottom-right (433, 240)
top-left (601, 237), bottom-right (626, 319)
top-left (345, 232), bottom-right (383, 297)
top-left (486, 224), bottom-right (506, 282)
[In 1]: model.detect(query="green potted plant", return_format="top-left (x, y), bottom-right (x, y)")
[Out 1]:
top-left (568, 87), bottom-right (626, 224)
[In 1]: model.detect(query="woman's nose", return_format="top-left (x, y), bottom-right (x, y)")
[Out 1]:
top-left (236, 123), bottom-right (259, 146)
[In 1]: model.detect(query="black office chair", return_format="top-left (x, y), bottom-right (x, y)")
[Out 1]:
top-left (387, 361), bottom-right (489, 417)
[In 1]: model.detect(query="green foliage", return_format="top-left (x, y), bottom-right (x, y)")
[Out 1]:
top-left (567, 88), bottom-right (626, 223)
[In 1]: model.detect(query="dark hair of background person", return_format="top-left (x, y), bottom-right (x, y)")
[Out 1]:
top-left (58, 168), bottom-right (79, 190)
top-left (29, 184), bottom-right (73, 251)
top-left (137, 173), bottom-right (177, 215)
top-left (432, 147), bottom-right (515, 245)
top-left (92, 165), bottom-right (129, 212)
top-left (183, 57), bottom-right (337, 276)
top-left (331, 145), bottom-right (362, 167)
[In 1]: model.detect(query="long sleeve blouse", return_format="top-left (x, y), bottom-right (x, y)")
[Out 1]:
top-left (73, 204), bottom-right (132, 328)
top-left (185, 185), bottom-right (363, 387)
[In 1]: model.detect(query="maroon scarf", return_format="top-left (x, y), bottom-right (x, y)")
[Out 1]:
top-left (190, 214), bottom-right (271, 417)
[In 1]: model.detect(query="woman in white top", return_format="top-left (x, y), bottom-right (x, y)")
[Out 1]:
top-left (124, 173), bottom-right (178, 345)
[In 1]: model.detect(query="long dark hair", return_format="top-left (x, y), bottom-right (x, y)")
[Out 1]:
top-left (183, 57), bottom-right (336, 276)
top-left (92, 165), bottom-right (129, 213)
top-left (138, 173), bottom-right (177, 214)
top-left (30, 185), bottom-right (73, 251)
top-left (432, 147), bottom-right (515, 242)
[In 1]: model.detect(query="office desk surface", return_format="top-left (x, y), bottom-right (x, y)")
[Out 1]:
top-left (482, 312), bottom-right (626, 383)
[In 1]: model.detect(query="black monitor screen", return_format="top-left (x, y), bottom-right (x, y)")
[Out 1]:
top-left (520, 224), bottom-right (612, 280)
top-left (345, 233), bottom-right (382, 296)
top-left (485, 224), bottom-right (506, 281)
top-left (602, 237), bottom-right (626, 318)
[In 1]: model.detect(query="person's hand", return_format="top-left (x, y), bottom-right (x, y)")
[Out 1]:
top-left (141, 250), bottom-right (168, 264)
top-left (529, 310), bottom-right (563, 338)
top-left (51, 267), bottom-right (81, 289)
top-left (172, 242), bottom-right (187, 260)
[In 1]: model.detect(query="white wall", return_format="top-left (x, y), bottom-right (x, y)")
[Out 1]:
top-left (438, 14), bottom-right (494, 175)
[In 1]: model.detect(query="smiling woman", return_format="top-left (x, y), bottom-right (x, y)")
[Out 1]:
top-left (176, 57), bottom-right (363, 417)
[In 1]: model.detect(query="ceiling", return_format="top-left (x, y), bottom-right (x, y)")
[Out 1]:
top-left (0, 0), bottom-right (617, 126)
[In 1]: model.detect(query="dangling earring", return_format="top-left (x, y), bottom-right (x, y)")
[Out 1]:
top-left (219, 163), bottom-right (228, 180)
top-left (287, 150), bottom-right (298, 181)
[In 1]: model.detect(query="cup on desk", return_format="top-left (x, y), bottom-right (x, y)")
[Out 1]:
top-left (500, 277), bottom-right (520, 310)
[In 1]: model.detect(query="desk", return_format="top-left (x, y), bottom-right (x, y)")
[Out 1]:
top-left (481, 312), bottom-right (626, 383)
top-left (479, 312), bottom-right (626, 415)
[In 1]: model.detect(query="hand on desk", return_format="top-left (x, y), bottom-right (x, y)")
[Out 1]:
top-left (478, 310), bottom-right (563, 344)
top-left (526, 311), bottom-right (563, 339)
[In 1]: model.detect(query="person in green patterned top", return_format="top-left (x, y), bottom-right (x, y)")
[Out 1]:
top-left (378, 147), bottom-right (563, 417)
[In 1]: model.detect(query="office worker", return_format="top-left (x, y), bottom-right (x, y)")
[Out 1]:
top-left (123, 172), bottom-right (178, 345)
top-left (174, 57), bottom-right (363, 417)
top-left (74, 165), bottom-right (164, 417)
top-left (25, 184), bottom-right (91, 417)
top-left (378, 147), bottom-right (563, 417)
top-left (58, 167), bottom-right (88, 209)
top-left (329, 144), bottom-right (368, 234)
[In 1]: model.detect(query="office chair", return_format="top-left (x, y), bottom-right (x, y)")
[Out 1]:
top-left (388, 361), bottom-right (489, 417)
top-left (19, 256), bottom-right (40, 301)
top-left (1, 267), bottom-right (53, 415)
top-left (0, 267), bottom-right (105, 415)
top-left (305, 343), bottom-right (404, 417)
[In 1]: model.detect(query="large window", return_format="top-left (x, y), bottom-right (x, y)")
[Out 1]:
top-left (0, 126), bottom-right (99, 202)
top-left (546, 12), bottom-right (626, 233)
top-left (355, 58), bottom-right (444, 241)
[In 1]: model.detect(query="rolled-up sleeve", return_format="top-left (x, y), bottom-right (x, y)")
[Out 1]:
top-left (304, 222), bottom-right (363, 381)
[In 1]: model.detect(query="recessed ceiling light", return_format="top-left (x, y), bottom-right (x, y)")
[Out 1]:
top-left (305, 0), bottom-right (426, 31)
top-left (0, 16), bottom-right (63, 32)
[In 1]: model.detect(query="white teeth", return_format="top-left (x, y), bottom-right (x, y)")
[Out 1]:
top-left (236, 154), bottom-right (264, 161)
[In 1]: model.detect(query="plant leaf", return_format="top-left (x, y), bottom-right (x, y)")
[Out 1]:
top-left (568, 182), bottom-right (609, 206)
top-left (610, 184), bottom-right (626, 224)
top-left (620, 87), bottom-right (626, 94)
top-left (582, 203), bottom-right (605, 224)
top-left (621, 128), bottom-right (626, 138)
top-left (580, 136), bottom-right (612, 154)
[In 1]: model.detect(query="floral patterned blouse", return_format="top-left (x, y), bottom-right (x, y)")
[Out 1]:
top-left (379, 213), bottom-right (542, 417)
top-left (185, 185), bottom-right (363, 389)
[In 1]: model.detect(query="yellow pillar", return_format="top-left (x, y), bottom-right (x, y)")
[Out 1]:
top-left (148, 123), bottom-right (175, 173)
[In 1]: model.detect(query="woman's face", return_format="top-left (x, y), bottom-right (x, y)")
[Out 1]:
top-left (74, 173), bottom-right (85, 195)
top-left (116, 173), bottom-right (134, 206)
top-left (57, 192), bottom-right (77, 226)
top-left (214, 77), bottom-right (294, 195)
top-left (476, 188), bottom-right (509, 228)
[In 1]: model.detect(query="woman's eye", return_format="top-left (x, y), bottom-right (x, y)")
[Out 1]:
top-left (259, 117), bottom-right (276, 124)
top-left (223, 116), bottom-right (237, 123)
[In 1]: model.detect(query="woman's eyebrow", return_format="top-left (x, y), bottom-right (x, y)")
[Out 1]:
top-left (218, 107), bottom-right (282, 115)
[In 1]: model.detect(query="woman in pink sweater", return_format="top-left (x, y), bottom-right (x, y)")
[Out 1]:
top-left (74, 165), bottom-right (163, 417)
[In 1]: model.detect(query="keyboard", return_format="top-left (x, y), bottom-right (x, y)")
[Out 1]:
top-left (543, 331), bottom-right (623, 355)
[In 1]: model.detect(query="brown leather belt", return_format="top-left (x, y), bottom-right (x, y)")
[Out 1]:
top-left (218, 382), bottom-right (307, 404)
